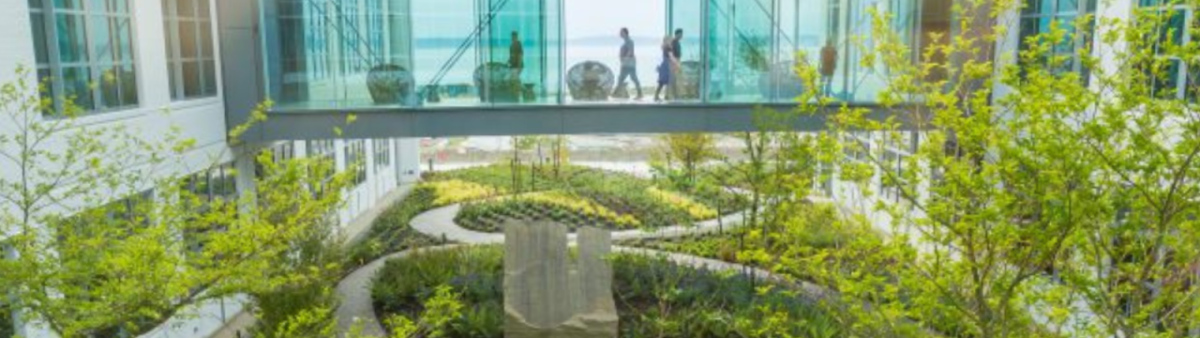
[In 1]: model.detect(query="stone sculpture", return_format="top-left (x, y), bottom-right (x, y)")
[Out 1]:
top-left (503, 221), bottom-right (618, 338)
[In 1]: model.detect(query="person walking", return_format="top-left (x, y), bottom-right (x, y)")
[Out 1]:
top-left (655, 36), bottom-right (679, 102)
top-left (820, 39), bottom-right (837, 97)
top-left (615, 28), bottom-right (644, 100)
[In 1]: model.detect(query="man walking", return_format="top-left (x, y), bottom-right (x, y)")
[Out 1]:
top-left (615, 28), bottom-right (644, 100)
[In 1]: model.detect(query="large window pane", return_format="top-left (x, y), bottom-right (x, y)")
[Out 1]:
top-left (164, 0), bottom-right (217, 100)
top-left (91, 15), bottom-right (113, 63)
top-left (183, 61), bottom-right (201, 97)
top-left (56, 14), bottom-right (89, 63)
top-left (62, 66), bottom-right (94, 110)
top-left (180, 21), bottom-right (197, 57)
top-left (31, 0), bottom-right (137, 114)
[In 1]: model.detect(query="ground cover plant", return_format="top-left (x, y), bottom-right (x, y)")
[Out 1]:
top-left (618, 202), bottom-right (861, 282)
top-left (429, 164), bottom-right (747, 232)
top-left (348, 185), bottom-right (446, 266)
top-left (370, 245), bottom-right (839, 338)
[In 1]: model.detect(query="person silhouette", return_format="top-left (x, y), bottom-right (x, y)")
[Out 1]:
top-left (615, 28), bottom-right (643, 100)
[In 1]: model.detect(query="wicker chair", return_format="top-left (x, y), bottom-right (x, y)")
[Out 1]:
top-left (567, 61), bottom-right (615, 101)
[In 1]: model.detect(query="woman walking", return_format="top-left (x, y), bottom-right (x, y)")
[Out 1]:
top-left (655, 36), bottom-right (679, 102)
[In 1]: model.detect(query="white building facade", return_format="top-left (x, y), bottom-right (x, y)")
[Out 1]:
top-left (1, 1), bottom-right (420, 337)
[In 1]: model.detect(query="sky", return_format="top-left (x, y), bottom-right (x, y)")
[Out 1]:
top-left (564, 0), bottom-right (667, 41)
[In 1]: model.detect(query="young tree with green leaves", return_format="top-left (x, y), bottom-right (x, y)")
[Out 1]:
top-left (655, 133), bottom-right (720, 187)
top-left (766, 0), bottom-right (1200, 335)
top-left (0, 67), bottom-right (355, 338)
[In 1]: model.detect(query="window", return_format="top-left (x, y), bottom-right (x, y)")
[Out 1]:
top-left (28, 0), bottom-right (139, 113)
top-left (345, 140), bottom-right (367, 186)
top-left (306, 140), bottom-right (338, 190)
top-left (182, 163), bottom-right (235, 254)
top-left (185, 163), bottom-right (237, 203)
top-left (162, 0), bottom-right (218, 100)
top-left (1019, 0), bottom-right (1097, 76)
top-left (373, 139), bottom-right (391, 174)
top-left (1138, 2), bottom-right (1197, 100)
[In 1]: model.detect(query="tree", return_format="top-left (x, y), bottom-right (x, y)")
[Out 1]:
top-left (769, 0), bottom-right (1200, 336)
top-left (0, 67), bottom-right (354, 337)
top-left (655, 133), bottom-right (719, 187)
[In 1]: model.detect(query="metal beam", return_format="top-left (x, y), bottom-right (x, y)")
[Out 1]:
top-left (248, 103), bottom-right (920, 141)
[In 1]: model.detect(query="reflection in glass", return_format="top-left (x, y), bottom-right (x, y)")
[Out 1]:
top-left (260, 0), bottom-right (934, 111)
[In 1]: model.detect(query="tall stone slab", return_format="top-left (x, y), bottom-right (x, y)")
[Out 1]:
top-left (503, 221), bottom-right (618, 338)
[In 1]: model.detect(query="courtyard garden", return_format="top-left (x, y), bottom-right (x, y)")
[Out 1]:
top-left (427, 164), bottom-right (747, 232)
top-left (370, 246), bottom-right (840, 338)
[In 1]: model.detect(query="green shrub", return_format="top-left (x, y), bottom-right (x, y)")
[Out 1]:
top-left (348, 187), bottom-right (444, 267)
top-left (372, 246), bottom-right (838, 338)
top-left (428, 164), bottom-right (748, 228)
top-left (0, 301), bottom-right (13, 338)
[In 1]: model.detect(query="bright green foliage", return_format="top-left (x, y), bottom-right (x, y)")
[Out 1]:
top-left (428, 164), bottom-right (747, 228)
top-left (653, 133), bottom-right (721, 187)
top-left (0, 67), bottom-right (354, 337)
top-left (370, 245), bottom-right (837, 338)
top-left (752, 0), bottom-right (1200, 336)
top-left (254, 306), bottom-right (336, 338)
top-left (621, 202), bottom-right (857, 283)
top-left (0, 301), bottom-right (12, 338)
top-left (348, 185), bottom-right (443, 266)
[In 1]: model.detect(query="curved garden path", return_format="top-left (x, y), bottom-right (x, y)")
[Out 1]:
top-left (335, 198), bottom-right (836, 337)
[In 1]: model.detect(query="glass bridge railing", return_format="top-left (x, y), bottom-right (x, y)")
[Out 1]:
top-left (259, 0), bottom-right (927, 111)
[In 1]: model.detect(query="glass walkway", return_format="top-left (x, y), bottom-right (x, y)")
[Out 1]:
top-left (257, 0), bottom-right (945, 112)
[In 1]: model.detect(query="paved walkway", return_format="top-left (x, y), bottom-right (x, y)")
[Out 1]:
top-left (335, 198), bottom-right (839, 336)
top-left (334, 245), bottom-right (461, 337)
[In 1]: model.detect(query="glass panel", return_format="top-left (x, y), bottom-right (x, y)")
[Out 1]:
top-left (119, 64), bottom-right (137, 106)
top-left (168, 61), bottom-right (179, 99)
top-left (183, 60), bottom-right (201, 97)
top-left (200, 21), bottom-right (213, 58)
top-left (198, 0), bottom-right (210, 17)
top-left (178, 0), bottom-right (195, 17)
top-left (91, 15), bottom-right (113, 63)
top-left (705, 0), bottom-right (774, 103)
top-left (115, 17), bottom-right (133, 61)
top-left (53, 0), bottom-right (82, 10)
top-left (1057, 0), bottom-right (1078, 14)
top-left (56, 13), bottom-right (89, 63)
top-left (30, 13), bottom-right (50, 65)
top-left (99, 65), bottom-right (120, 107)
top-left (61, 66), bottom-right (94, 110)
top-left (181, 21), bottom-right (198, 58)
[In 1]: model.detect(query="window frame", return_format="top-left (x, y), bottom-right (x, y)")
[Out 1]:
top-left (1018, 0), bottom-right (1097, 77)
top-left (162, 0), bottom-right (219, 101)
top-left (373, 138), bottom-right (392, 174)
top-left (345, 140), bottom-right (367, 187)
top-left (28, 0), bottom-right (141, 115)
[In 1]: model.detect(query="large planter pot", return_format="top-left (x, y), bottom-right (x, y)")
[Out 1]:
top-left (567, 61), bottom-right (615, 101)
top-left (758, 61), bottom-right (805, 101)
top-left (474, 62), bottom-right (521, 103)
top-left (367, 64), bottom-right (414, 105)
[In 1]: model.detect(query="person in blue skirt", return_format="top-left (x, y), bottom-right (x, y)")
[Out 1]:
top-left (654, 36), bottom-right (679, 102)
